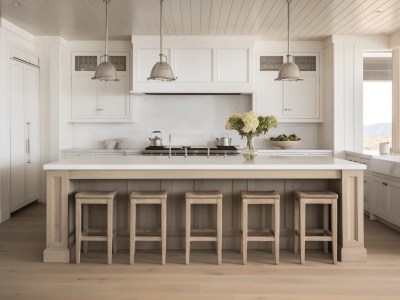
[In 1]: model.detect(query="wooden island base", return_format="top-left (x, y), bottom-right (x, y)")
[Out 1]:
top-left (43, 160), bottom-right (367, 263)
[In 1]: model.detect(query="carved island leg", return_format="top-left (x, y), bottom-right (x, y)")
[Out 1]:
top-left (340, 170), bottom-right (367, 262)
top-left (43, 170), bottom-right (71, 263)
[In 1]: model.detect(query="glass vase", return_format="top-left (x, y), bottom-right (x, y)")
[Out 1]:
top-left (242, 137), bottom-right (257, 160)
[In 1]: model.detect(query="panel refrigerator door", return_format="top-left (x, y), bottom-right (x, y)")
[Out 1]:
top-left (10, 62), bottom-right (26, 212)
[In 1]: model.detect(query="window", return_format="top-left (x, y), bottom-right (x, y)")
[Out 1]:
top-left (363, 52), bottom-right (392, 151)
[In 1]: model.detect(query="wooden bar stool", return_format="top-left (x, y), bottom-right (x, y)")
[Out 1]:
top-left (130, 191), bottom-right (167, 265)
top-left (75, 191), bottom-right (117, 264)
top-left (185, 191), bottom-right (223, 265)
top-left (294, 191), bottom-right (338, 265)
top-left (241, 191), bottom-right (280, 265)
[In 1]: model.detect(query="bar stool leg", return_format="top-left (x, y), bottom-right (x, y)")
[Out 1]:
top-left (161, 199), bottom-right (167, 265)
top-left (332, 199), bottom-right (338, 265)
top-left (323, 204), bottom-right (329, 254)
top-left (107, 199), bottom-right (113, 265)
top-left (75, 199), bottom-right (82, 264)
top-left (83, 204), bottom-right (89, 254)
top-left (271, 204), bottom-right (275, 254)
top-left (130, 199), bottom-right (136, 265)
top-left (113, 199), bottom-right (117, 254)
top-left (242, 200), bottom-right (248, 265)
top-left (217, 199), bottom-right (223, 265)
top-left (300, 199), bottom-right (306, 265)
top-left (185, 200), bottom-right (191, 265)
top-left (274, 199), bottom-right (280, 265)
top-left (294, 199), bottom-right (299, 254)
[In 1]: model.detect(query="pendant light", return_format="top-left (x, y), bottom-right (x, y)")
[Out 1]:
top-left (275, 0), bottom-right (303, 81)
top-left (148, 0), bottom-right (177, 81)
top-left (92, 0), bottom-right (118, 81)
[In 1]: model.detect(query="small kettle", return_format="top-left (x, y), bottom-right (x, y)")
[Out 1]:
top-left (149, 131), bottom-right (163, 147)
top-left (216, 134), bottom-right (232, 147)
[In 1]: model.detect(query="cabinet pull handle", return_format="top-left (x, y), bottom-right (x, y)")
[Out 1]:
top-left (26, 122), bottom-right (31, 163)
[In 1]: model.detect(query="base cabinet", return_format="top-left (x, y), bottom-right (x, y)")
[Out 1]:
top-left (373, 174), bottom-right (400, 228)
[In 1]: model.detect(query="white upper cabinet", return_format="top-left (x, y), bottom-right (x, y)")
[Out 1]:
top-left (70, 51), bottom-right (132, 122)
top-left (132, 36), bottom-right (256, 94)
top-left (254, 51), bottom-right (322, 122)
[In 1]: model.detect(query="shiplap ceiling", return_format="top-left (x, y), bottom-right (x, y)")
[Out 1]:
top-left (1, 0), bottom-right (400, 40)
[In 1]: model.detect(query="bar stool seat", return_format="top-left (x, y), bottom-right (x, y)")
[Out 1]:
top-left (185, 191), bottom-right (223, 265)
top-left (130, 191), bottom-right (167, 265)
top-left (75, 191), bottom-right (117, 264)
top-left (294, 191), bottom-right (338, 265)
top-left (241, 191), bottom-right (280, 265)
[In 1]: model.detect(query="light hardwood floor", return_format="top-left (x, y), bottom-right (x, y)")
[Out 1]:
top-left (1, 203), bottom-right (400, 300)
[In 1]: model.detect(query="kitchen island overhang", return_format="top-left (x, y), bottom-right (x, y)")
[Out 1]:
top-left (43, 156), bottom-right (367, 263)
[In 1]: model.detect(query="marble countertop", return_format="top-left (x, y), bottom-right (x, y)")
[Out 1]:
top-left (44, 155), bottom-right (365, 171)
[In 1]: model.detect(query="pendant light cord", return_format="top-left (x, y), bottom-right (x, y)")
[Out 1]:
top-left (160, 0), bottom-right (163, 61)
top-left (105, 0), bottom-right (109, 62)
top-left (287, 0), bottom-right (291, 56)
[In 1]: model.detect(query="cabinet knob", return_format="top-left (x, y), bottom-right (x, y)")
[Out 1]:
top-left (383, 182), bottom-right (388, 186)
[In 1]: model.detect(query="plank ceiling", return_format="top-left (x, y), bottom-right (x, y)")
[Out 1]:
top-left (1, 0), bottom-right (400, 41)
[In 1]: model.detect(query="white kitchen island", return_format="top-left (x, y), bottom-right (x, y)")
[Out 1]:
top-left (43, 156), bottom-right (367, 263)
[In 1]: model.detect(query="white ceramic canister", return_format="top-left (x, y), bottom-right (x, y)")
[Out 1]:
top-left (379, 142), bottom-right (390, 154)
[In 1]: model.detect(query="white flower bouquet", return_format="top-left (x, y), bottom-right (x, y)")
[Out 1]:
top-left (226, 111), bottom-right (278, 160)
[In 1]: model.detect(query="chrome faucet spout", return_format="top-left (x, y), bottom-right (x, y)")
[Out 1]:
top-left (169, 134), bottom-right (172, 158)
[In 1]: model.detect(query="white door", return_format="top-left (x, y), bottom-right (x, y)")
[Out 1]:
top-left (24, 65), bottom-right (40, 204)
top-left (256, 73), bottom-right (285, 118)
top-left (285, 74), bottom-right (319, 119)
top-left (10, 62), bottom-right (26, 212)
top-left (71, 73), bottom-right (100, 119)
top-left (373, 177), bottom-right (389, 219)
top-left (387, 180), bottom-right (400, 227)
top-left (101, 74), bottom-right (130, 119)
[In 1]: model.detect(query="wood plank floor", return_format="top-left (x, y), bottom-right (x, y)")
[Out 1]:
top-left (1, 203), bottom-right (400, 299)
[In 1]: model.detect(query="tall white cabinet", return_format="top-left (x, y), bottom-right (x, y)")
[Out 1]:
top-left (70, 52), bottom-right (131, 122)
top-left (254, 52), bottom-right (321, 122)
top-left (10, 60), bottom-right (40, 212)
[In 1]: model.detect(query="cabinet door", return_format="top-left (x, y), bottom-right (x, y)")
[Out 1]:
top-left (363, 172), bottom-right (372, 212)
top-left (10, 62), bottom-right (26, 212)
top-left (387, 180), bottom-right (400, 227)
top-left (101, 74), bottom-right (130, 119)
top-left (217, 49), bottom-right (249, 83)
top-left (373, 177), bottom-right (389, 219)
top-left (71, 73), bottom-right (100, 119)
top-left (256, 73), bottom-right (285, 118)
top-left (24, 65), bottom-right (40, 203)
top-left (175, 49), bottom-right (213, 82)
top-left (285, 74), bottom-right (319, 119)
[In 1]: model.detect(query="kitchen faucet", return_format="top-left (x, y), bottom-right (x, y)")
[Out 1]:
top-left (168, 134), bottom-right (172, 158)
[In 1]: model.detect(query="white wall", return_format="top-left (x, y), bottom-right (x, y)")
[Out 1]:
top-left (66, 94), bottom-right (320, 150)
top-left (322, 35), bottom-right (390, 158)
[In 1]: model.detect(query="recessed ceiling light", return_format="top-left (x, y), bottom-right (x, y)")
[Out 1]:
top-left (11, 1), bottom-right (22, 6)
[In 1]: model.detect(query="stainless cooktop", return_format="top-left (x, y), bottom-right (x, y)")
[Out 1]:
top-left (142, 146), bottom-right (240, 156)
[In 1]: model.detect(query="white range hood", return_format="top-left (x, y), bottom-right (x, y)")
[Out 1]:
top-left (131, 36), bottom-right (256, 94)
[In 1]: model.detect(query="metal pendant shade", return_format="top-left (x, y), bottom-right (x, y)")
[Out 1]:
top-left (275, 0), bottom-right (303, 82)
top-left (148, 0), bottom-right (176, 81)
top-left (92, 0), bottom-right (118, 81)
